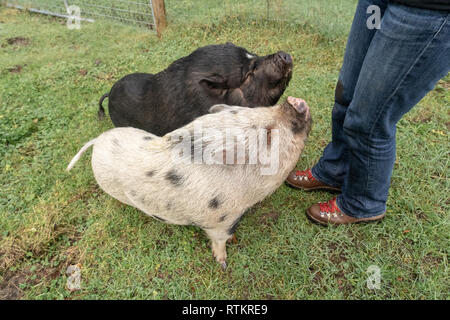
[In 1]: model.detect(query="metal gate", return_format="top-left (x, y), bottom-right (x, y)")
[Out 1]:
top-left (4, 0), bottom-right (156, 30)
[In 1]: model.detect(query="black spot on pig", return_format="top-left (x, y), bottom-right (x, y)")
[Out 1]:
top-left (291, 120), bottom-right (304, 134)
top-left (146, 170), bottom-right (156, 177)
top-left (165, 170), bottom-right (183, 186)
top-left (230, 110), bottom-right (238, 115)
top-left (208, 196), bottom-right (221, 209)
top-left (219, 214), bottom-right (227, 222)
top-left (143, 136), bottom-right (154, 140)
top-left (100, 43), bottom-right (293, 136)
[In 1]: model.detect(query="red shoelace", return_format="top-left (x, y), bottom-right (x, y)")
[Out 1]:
top-left (295, 169), bottom-right (316, 181)
top-left (319, 197), bottom-right (341, 213)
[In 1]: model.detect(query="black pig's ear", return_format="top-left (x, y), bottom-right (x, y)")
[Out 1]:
top-left (200, 74), bottom-right (228, 97)
top-left (242, 58), bottom-right (257, 81)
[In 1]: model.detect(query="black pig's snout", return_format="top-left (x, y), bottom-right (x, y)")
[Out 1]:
top-left (276, 51), bottom-right (292, 65)
top-left (273, 51), bottom-right (293, 73)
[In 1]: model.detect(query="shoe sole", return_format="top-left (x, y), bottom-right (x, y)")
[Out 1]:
top-left (285, 179), bottom-right (341, 193)
top-left (305, 208), bottom-right (385, 226)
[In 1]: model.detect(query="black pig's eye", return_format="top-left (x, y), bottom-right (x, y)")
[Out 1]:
top-left (252, 61), bottom-right (259, 71)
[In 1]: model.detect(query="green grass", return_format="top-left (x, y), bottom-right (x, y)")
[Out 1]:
top-left (0, 1), bottom-right (449, 300)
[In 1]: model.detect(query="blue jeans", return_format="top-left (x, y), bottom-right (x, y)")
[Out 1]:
top-left (311, 0), bottom-right (450, 218)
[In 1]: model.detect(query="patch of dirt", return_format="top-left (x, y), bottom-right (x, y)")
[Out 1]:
top-left (409, 112), bottom-right (433, 124)
top-left (0, 242), bottom-right (25, 272)
top-left (66, 183), bottom-right (101, 206)
top-left (79, 69), bottom-right (88, 76)
top-left (312, 271), bottom-right (323, 283)
top-left (329, 248), bottom-right (348, 265)
top-left (258, 211), bottom-right (280, 226)
top-left (0, 271), bottom-right (26, 300)
top-left (0, 232), bottom-right (82, 299)
top-left (421, 253), bottom-right (444, 277)
top-left (306, 266), bottom-right (323, 295)
top-left (423, 253), bottom-right (442, 266)
top-left (18, 142), bottom-right (37, 157)
top-left (414, 209), bottom-right (427, 220)
top-left (328, 242), bottom-right (338, 251)
top-left (154, 238), bottom-right (168, 250)
top-left (155, 269), bottom-right (172, 281)
top-left (160, 224), bottom-right (174, 237)
top-left (7, 65), bottom-right (23, 73)
top-left (309, 266), bottom-right (323, 283)
top-left (6, 37), bottom-right (30, 47)
top-left (0, 266), bottom-right (60, 300)
top-left (0, 191), bottom-right (86, 272)
top-left (335, 270), bottom-right (353, 293)
top-left (415, 115), bottom-right (432, 123)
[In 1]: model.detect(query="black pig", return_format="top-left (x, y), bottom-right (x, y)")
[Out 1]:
top-left (98, 43), bottom-right (293, 136)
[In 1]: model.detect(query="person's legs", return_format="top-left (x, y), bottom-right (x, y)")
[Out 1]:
top-left (336, 4), bottom-right (450, 217)
top-left (311, 0), bottom-right (388, 188)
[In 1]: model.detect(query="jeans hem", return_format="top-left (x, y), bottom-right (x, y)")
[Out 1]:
top-left (336, 196), bottom-right (386, 219)
top-left (311, 164), bottom-right (342, 189)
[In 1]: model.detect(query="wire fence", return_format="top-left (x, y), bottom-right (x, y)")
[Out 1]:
top-left (164, 0), bottom-right (357, 38)
top-left (2, 0), bottom-right (357, 38)
top-left (3, 0), bottom-right (156, 30)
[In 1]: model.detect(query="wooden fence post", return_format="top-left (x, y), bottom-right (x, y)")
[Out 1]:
top-left (152, 0), bottom-right (167, 37)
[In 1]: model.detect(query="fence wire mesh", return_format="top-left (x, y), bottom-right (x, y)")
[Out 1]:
top-left (3, 0), bottom-right (357, 38)
top-left (4, 0), bottom-right (156, 30)
top-left (164, 0), bottom-right (356, 38)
